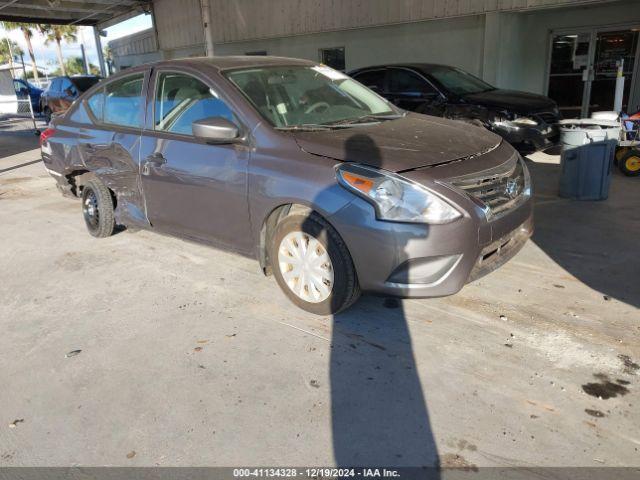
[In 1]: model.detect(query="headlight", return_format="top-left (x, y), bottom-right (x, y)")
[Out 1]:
top-left (521, 155), bottom-right (532, 197)
top-left (336, 163), bottom-right (462, 224)
top-left (493, 113), bottom-right (538, 128)
top-left (511, 116), bottom-right (538, 126)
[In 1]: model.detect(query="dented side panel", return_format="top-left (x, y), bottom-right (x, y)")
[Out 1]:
top-left (77, 127), bottom-right (148, 228)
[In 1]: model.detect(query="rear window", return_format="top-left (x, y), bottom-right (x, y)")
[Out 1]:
top-left (71, 76), bottom-right (101, 92)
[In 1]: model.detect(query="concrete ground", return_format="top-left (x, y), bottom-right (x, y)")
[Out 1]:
top-left (0, 148), bottom-right (638, 468)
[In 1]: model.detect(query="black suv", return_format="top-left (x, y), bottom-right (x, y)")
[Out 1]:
top-left (40, 75), bottom-right (101, 123)
top-left (349, 64), bottom-right (560, 151)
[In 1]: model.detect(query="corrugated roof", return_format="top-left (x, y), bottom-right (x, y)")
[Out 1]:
top-left (0, 0), bottom-right (150, 28)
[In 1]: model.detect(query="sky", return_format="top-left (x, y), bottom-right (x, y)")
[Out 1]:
top-left (0, 13), bottom-right (152, 74)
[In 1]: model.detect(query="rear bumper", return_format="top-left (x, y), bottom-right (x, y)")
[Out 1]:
top-left (329, 193), bottom-right (533, 298)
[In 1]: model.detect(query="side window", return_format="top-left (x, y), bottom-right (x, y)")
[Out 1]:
top-left (103, 74), bottom-right (145, 128)
top-left (154, 72), bottom-right (234, 136)
top-left (388, 69), bottom-right (438, 95)
top-left (60, 78), bottom-right (74, 95)
top-left (353, 70), bottom-right (386, 92)
top-left (86, 88), bottom-right (105, 122)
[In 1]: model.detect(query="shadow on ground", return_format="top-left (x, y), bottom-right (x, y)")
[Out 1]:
top-left (296, 133), bottom-right (440, 470)
top-left (0, 115), bottom-right (41, 158)
top-left (529, 159), bottom-right (640, 308)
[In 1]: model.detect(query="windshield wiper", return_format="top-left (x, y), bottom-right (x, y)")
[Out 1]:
top-left (325, 113), bottom-right (406, 126)
top-left (275, 124), bottom-right (334, 132)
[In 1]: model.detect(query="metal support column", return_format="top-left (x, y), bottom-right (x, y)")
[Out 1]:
top-left (93, 27), bottom-right (107, 77)
top-left (201, 0), bottom-right (214, 57)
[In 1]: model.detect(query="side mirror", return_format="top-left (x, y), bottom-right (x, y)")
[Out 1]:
top-left (192, 117), bottom-right (240, 143)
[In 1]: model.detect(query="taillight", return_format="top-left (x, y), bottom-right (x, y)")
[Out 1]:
top-left (40, 128), bottom-right (56, 146)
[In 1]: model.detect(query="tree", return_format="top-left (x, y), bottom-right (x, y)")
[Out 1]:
top-left (50, 56), bottom-right (98, 76)
top-left (0, 37), bottom-right (23, 76)
top-left (39, 24), bottom-right (78, 76)
top-left (0, 22), bottom-right (39, 81)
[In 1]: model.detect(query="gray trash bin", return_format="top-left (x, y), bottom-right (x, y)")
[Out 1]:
top-left (558, 119), bottom-right (620, 200)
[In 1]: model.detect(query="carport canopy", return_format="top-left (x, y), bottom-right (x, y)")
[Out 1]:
top-left (0, 0), bottom-right (149, 28)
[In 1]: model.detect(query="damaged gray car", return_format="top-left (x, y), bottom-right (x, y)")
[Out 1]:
top-left (41, 56), bottom-right (533, 314)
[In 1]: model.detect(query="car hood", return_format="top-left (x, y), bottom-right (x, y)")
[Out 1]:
top-left (463, 88), bottom-right (556, 113)
top-left (291, 113), bottom-right (502, 172)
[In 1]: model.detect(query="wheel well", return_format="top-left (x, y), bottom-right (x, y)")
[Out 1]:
top-left (65, 170), bottom-right (117, 208)
top-left (65, 169), bottom-right (89, 196)
top-left (259, 203), bottom-right (313, 276)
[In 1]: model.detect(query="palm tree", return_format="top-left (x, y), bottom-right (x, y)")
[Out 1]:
top-left (0, 22), bottom-right (39, 81)
top-left (40, 24), bottom-right (78, 76)
top-left (0, 37), bottom-right (23, 76)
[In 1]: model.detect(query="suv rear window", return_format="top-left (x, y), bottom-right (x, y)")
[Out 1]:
top-left (71, 77), bottom-right (101, 92)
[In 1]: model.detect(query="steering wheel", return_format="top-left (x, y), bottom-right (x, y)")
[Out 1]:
top-left (305, 101), bottom-right (330, 114)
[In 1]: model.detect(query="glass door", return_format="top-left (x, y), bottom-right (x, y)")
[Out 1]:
top-left (589, 29), bottom-right (639, 116)
top-left (548, 32), bottom-right (593, 118)
top-left (547, 27), bottom-right (640, 118)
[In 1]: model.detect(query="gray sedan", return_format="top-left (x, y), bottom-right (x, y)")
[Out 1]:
top-left (40, 56), bottom-right (533, 314)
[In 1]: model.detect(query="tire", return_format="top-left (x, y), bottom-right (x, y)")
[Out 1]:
top-left (619, 149), bottom-right (640, 176)
top-left (81, 177), bottom-right (115, 238)
top-left (269, 211), bottom-right (360, 315)
top-left (43, 107), bottom-right (51, 124)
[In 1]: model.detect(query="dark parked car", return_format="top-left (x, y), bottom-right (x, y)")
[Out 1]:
top-left (350, 64), bottom-right (560, 151)
top-left (13, 78), bottom-right (43, 113)
top-left (41, 57), bottom-right (532, 314)
top-left (40, 75), bottom-right (101, 123)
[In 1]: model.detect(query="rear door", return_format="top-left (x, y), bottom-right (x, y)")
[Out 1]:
top-left (351, 68), bottom-right (387, 96)
top-left (74, 71), bottom-right (148, 225)
top-left (58, 77), bottom-right (77, 113)
top-left (387, 68), bottom-right (443, 113)
top-left (46, 78), bottom-right (61, 112)
top-left (138, 68), bottom-right (251, 252)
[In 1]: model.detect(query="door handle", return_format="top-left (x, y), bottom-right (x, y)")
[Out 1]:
top-left (142, 152), bottom-right (166, 176)
top-left (146, 152), bottom-right (166, 165)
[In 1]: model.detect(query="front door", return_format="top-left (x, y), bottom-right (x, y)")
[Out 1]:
top-left (139, 69), bottom-right (251, 253)
top-left (548, 27), bottom-right (640, 118)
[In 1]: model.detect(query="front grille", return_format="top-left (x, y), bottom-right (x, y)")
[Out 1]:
top-left (535, 111), bottom-right (560, 125)
top-left (449, 159), bottom-right (527, 217)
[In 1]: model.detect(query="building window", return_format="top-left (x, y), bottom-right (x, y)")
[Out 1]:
top-left (245, 50), bottom-right (267, 56)
top-left (319, 47), bottom-right (345, 71)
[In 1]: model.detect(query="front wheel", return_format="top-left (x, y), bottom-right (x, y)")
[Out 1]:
top-left (269, 212), bottom-right (360, 315)
top-left (619, 149), bottom-right (640, 176)
top-left (81, 178), bottom-right (115, 238)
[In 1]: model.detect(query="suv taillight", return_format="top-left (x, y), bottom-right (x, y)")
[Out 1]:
top-left (40, 128), bottom-right (56, 146)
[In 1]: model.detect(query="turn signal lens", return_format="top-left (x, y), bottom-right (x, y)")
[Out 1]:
top-left (341, 171), bottom-right (374, 193)
top-left (336, 163), bottom-right (462, 224)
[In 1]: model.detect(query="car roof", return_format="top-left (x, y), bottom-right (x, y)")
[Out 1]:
top-left (111, 56), bottom-right (317, 77)
top-left (350, 63), bottom-right (455, 74)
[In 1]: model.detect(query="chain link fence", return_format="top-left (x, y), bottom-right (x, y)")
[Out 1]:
top-left (0, 97), bottom-right (41, 134)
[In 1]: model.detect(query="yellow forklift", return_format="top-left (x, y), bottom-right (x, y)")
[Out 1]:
top-left (616, 112), bottom-right (640, 176)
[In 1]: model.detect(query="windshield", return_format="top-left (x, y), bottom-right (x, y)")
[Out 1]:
top-left (225, 65), bottom-right (399, 128)
top-left (427, 66), bottom-right (494, 96)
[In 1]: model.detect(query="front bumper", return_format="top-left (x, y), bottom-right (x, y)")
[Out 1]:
top-left (329, 192), bottom-right (533, 298)
top-left (493, 123), bottom-right (559, 152)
